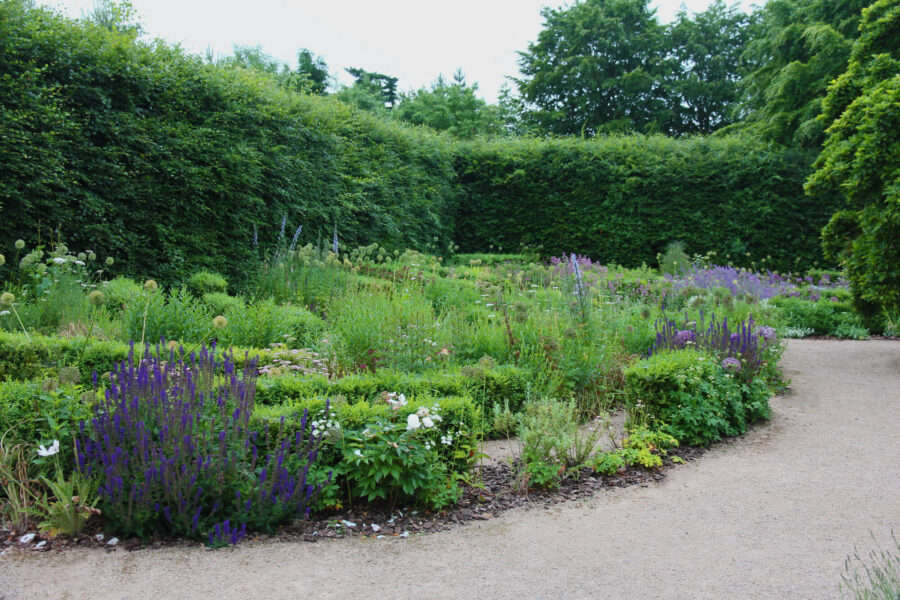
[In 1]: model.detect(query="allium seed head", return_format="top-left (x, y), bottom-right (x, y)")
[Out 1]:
top-left (212, 315), bottom-right (227, 330)
top-left (89, 290), bottom-right (105, 307)
top-left (0, 254), bottom-right (4, 267)
top-left (105, 257), bottom-right (114, 266)
top-left (0, 292), bottom-right (14, 306)
top-left (14, 240), bottom-right (25, 250)
top-left (144, 280), bottom-right (158, 293)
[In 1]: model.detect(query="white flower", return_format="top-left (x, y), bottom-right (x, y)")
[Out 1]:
top-left (422, 416), bottom-right (434, 428)
top-left (353, 449), bottom-right (363, 457)
top-left (416, 406), bottom-right (429, 417)
top-left (38, 440), bottom-right (60, 457)
top-left (74, 260), bottom-right (85, 266)
top-left (0, 310), bottom-right (9, 317)
top-left (385, 392), bottom-right (407, 409)
top-left (52, 257), bottom-right (67, 264)
top-left (406, 413), bottom-right (421, 430)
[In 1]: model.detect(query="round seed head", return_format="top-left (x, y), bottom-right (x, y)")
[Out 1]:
top-left (14, 240), bottom-right (25, 250)
top-left (0, 292), bottom-right (14, 306)
top-left (89, 290), bottom-right (105, 307)
top-left (143, 280), bottom-right (158, 293)
top-left (212, 315), bottom-right (227, 330)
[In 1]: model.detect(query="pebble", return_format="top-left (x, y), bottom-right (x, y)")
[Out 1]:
top-left (107, 537), bottom-right (119, 546)
top-left (34, 541), bottom-right (47, 550)
top-left (19, 533), bottom-right (35, 544)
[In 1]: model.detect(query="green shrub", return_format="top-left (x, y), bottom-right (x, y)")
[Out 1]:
top-left (624, 350), bottom-right (772, 446)
top-left (658, 241), bottom-right (690, 275)
top-left (187, 270), bottom-right (228, 296)
top-left (100, 277), bottom-right (143, 312)
top-left (217, 300), bottom-right (323, 349)
top-left (251, 394), bottom-right (479, 509)
top-left (771, 296), bottom-right (866, 337)
top-left (200, 292), bottom-right (245, 316)
top-left (121, 288), bottom-right (211, 344)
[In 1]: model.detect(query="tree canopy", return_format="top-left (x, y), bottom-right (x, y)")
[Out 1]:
top-left (395, 70), bottom-right (507, 138)
top-left (806, 0), bottom-right (900, 321)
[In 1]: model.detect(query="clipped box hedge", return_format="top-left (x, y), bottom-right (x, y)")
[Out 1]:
top-left (255, 365), bottom-right (529, 418)
top-left (0, 331), bottom-right (276, 384)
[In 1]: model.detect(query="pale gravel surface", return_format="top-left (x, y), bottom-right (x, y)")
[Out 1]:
top-left (1, 339), bottom-right (898, 600)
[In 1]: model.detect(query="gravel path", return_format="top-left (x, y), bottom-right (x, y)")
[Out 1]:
top-left (2, 339), bottom-right (898, 600)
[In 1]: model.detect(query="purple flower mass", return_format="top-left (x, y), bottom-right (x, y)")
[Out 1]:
top-left (76, 343), bottom-right (325, 545)
top-left (648, 311), bottom-right (777, 376)
top-left (722, 357), bottom-right (742, 372)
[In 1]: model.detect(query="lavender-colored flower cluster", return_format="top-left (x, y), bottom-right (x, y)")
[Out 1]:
top-left (648, 312), bottom-right (777, 374)
top-left (666, 264), bottom-right (797, 300)
top-left (76, 343), bottom-right (325, 544)
top-left (668, 264), bottom-right (849, 301)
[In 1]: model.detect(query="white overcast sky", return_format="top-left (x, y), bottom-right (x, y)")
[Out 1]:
top-left (39, 0), bottom-right (757, 103)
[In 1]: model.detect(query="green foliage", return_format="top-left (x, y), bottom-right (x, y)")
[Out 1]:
top-left (255, 365), bottom-right (527, 431)
top-left (186, 270), bottom-right (228, 297)
top-left (667, 0), bottom-right (756, 134)
top-left (516, 398), bottom-right (577, 465)
top-left (515, 0), bottom-right (755, 136)
top-left (336, 417), bottom-right (460, 510)
top-left (624, 350), bottom-right (773, 446)
top-left (736, 0), bottom-right (867, 147)
top-left (121, 287), bottom-right (211, 344)
top-left (515, 0), bottom-right (670, 135)
top-left (771, 296), bottom-right (868, 337)
top-left (396, 70), bottom-right (506, 139)
top-left (454, 135), bottom-right (829, 271)
top-left (0, 2), bottom-right (456, 288)
top-left (658, 241), bottom-right (691, 275)
top-left (38, 469), bottom-right (99, 536)
top-left (590, 426), bottom-right (679, 474)
top-left (807, 0), bottom-right (900, 323)
top-left (199, 291), bottom-right (245, 316)
top-left (216, 300), bottom-right (323, 349)
top-left (100, 277), bottom-right (142, 311)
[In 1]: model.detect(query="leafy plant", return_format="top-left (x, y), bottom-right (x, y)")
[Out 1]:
top-left (187, 270), bottom-right (228, 296)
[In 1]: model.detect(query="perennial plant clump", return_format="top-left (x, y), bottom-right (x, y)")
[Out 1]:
top-left (75, 343), bottom-right (327, 543)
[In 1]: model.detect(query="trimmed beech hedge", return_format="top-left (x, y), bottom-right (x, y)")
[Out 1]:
top-left (0, 1), bottom-right (456, 288)
top-left (453, 136), bottom-right (835, 271)
top-left (1, 1), bottom-right (838, 282)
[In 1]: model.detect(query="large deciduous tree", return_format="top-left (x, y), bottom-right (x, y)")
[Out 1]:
top-left (667, 0), bottom-right (755, 134)
top-left (514, 0), bottom-right (671, 136)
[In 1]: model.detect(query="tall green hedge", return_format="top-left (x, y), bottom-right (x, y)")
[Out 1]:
top-left (453, 135), bottom-right (834, 271)
top-left (1, 1), bottom-right (837, 281)
top-left (0, 1), bottom-right (456, 287)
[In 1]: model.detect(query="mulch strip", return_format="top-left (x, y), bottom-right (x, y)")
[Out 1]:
top-left (0, 447), bottom-right (705, 554)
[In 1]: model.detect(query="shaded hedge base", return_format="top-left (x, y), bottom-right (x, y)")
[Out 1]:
top-left (2, 446), bottom-right (705, 553)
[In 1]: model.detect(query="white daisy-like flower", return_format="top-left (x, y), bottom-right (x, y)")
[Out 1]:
top-left (422, 416), bottom-right (434, 428)
top-left (38, 440), bottom-right (60, 457)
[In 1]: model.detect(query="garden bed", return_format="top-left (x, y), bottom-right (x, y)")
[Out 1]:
top-left (1, 446), bottom-right (704, 554)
